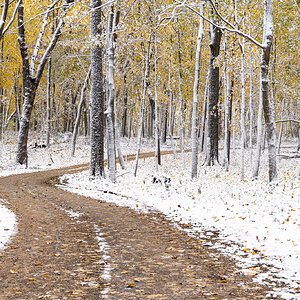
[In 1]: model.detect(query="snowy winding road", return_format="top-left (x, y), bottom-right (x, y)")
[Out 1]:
top-left (0, 151), bottom-right (276, 299)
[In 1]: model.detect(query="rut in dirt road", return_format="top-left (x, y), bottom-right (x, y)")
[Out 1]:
top-left (0, 151), bottom-right (273, 299)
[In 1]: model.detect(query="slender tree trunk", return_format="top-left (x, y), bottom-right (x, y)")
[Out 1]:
top-left (249, 43), bottom-right (254, 166)
top-left (240, 41), bottom-right (246, 180)
top-left (114, 97), bottom-right (126, 169)
top-left (205, 22), bottom-right (222, 166)
top-left (71, 67), bottom-right (90, 156)
top-left (167, 60), bottom-right (177, 159)
top-left (133, 35), bottom-right (151, 177)
top-left (120, 89), bottom-right (128, 137)
top-left (161, 104), bottom-right (168, 144)
top-left (176, 27), bottom-right (185, 167)
top-left (46, 58), bottom-right (51, 148)
top-left (261, 0), bottom-right (277, 182)
top-left (154, 32), bottom-right (160, 170)
top-left (199, 76), bottom-right (209, 153)
top-left (223, 33), bottom-right (233, 171)
top-left (90, 0), bottom-right (105, 177)
top-left (252, 85), bottom-right (263, 177)
top-left (191, 1), bottom-right (204, 179)
top-left (277, 98), bottom-right (285, 154)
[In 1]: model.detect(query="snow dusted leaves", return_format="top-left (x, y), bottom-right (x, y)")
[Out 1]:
top-left (59, 152), bottom-right (300, 298)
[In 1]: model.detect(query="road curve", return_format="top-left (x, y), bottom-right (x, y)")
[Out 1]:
top-left (0, 151), bottom-right (272, 299)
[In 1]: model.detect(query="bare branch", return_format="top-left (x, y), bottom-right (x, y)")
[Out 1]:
top-left (1, 0), bottom-right (21, 39)
top-left (30, 0), bottom-right (60, 76)
top-left (0, 0), bottom-right (9, 39)
top-left (183, 2), bottom-right (265, 49)
top-left (35, 18), bottom-right (64, 83)
top-left (17, 0), bottom-right (30, 76)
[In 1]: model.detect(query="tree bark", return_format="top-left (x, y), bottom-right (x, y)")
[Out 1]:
top-left (154, 31), bottom-right (161, 170)
top-left (191, 1), bottom-right (204, 179)
top-left (90, 0), bottom-right (105, 177)
top-left (16, 0), bottom-right (64, 165)
top-left (223, 32), bottom-right (233, 171)
top-left (261, 0), bottom-right (277, 182)
top-left (176, 27), bottom-right (186, 167)
top-left (133, 34), bottom-right (152, 177)
top-left (71, 67), bottom-right (90, 156)
top-left (205, 22), bottom-right (222, 166)
top-left (46, 58), bottom-right (51, 148)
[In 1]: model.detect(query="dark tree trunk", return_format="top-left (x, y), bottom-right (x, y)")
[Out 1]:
top-left (261, 0), bottom-right (276, 182)
top-left (161, 104), bottom-right (168, 144)
top-left (120, 89), bottom-right (128, 137)
top-left (205, 24), bottom-right (222, 166)
top-left (16, 0), bottom-right (63, 165)
top-left (89, 0), bottom-right (105, 177)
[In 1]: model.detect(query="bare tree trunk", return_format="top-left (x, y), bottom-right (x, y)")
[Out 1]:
top-left (205, 22), bottom-right (222, 166)
top-left (249, 44), bottom-right (254, 166)
top-left (71, 67), bottom-right (90, 156)
top-left (46, 58), bottom-right (51, 148)
top-left (277, 99), bottom-right (285, 154)
top-left (167, 60), bottom-right (177, 159)
top-left (191, 1), bottom-right (204, 179)
top-left (90, 0), bottom-right (105, 177)
top-left (261, 0), bottom-right (277, 182)
top-left (154, 32), bottom-right (160, 170)
top-left (16, 0), bottom-right (65, 165)
top-left (105, 4), bottom-right (121, 182)
top-left (176, 27), bottom-right (185, 167)
top-left (199, 76), bottom-right (209, 153)
top-left (252, 86), bottom-right (263, 178)
top-left (223, 32), bottom-right (233, 171)
top-left (133, 34), bottom-right (152, 177)
top-left (120, 89), bottom-right (128, 137)
top-left (114, 97), bottom-right (126, 169)
top-left (234, 0), bottom-right (246, 180)
top-left (240, 45), bottom-right (246, 180)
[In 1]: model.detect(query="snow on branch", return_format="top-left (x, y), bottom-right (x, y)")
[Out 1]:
top-left (30, 0), bottom-right (60, 76)
top-left (174, 0), bottom-right (265, 49)
top-left (0, 0), bottom-right (21, 40)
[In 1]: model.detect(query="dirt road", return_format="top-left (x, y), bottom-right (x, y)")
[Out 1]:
top-left (0, 151), bottom-right (273, 299)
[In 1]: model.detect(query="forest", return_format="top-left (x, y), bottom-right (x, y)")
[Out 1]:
top-left (0, 0), bottom-right (298, 180)
top-left (0, 0), bottom-right (299, 298)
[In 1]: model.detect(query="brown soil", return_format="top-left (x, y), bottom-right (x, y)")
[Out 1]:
top-left (0, 151), bottom-right (280, 299)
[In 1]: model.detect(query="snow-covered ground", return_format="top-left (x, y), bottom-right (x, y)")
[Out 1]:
top-left (1, 131), bottom-right (299, 298)
top-left (0, 131), bottom-right (172, 250)
top-left (0, 131), bottom-right (165, 176)
top-left (0, 199), bottom-right (17, 251)
top-left (58, 147), bottom-right (300, 299)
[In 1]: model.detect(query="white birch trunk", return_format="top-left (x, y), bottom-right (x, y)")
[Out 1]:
top-left (105, 6), bottom-right (118, 183)
top-left (252, 85), bottom-right (264, 178)
top-left (240, 44), bottom-right (246, 181)
top-left (114, 98), bottom-right (126, 170)
top-left (191, 1), bottom-right (204, 179)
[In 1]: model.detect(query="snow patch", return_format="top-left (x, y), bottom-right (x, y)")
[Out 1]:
top-left (0, 200), bottom-right (17, 251)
